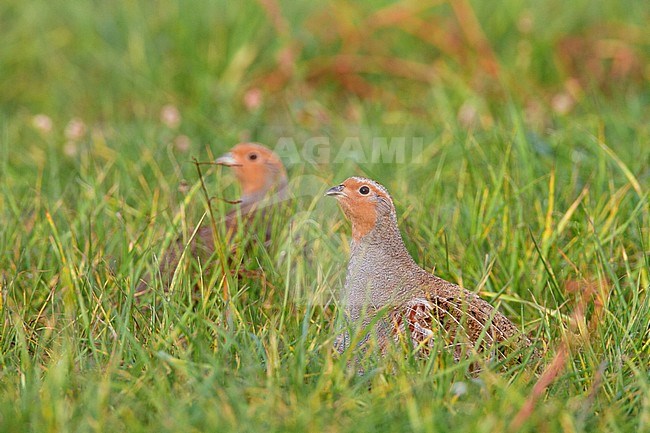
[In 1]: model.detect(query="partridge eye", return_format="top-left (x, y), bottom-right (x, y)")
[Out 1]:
top-left (248, 153), bottom-right (258, 161)
top-left (359, 186), bottom-right (370, 195)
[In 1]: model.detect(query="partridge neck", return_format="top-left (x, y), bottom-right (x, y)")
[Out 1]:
top-left (344, 212), bottom-right (422, 313)
top-left (240, 176), bottom-right (289, 208)
top-left (352, 213), bottom-right (414, 266)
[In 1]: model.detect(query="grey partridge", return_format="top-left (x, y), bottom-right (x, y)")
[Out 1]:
top-left (138, 142), bottom-right (288, 293)
top-left (326, 176), bottom-right (538, 366)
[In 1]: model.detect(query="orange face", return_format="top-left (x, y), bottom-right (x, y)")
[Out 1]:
top-left (215, 143), bottom-right (286, 197)
top-left (326, 177), bottom-right (394, 241)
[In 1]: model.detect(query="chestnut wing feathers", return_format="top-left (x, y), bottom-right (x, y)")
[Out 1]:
top-left (390, 294), bottom-right (536, 365)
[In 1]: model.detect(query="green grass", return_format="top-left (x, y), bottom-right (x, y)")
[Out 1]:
top-left (1, 0), bottom-right (649, 432)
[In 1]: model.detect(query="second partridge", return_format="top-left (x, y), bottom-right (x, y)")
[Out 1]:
top-left (138, 142), bottom-right (288, 293)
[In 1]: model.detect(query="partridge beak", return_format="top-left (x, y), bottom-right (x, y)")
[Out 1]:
top-left (215, 152), bottom-right (241, 167)
top-left (325, 184), bottom-right (345, 197)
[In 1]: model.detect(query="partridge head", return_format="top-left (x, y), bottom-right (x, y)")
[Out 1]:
top-left (216, 142), bottom-right (288, 209)
top-left (325, 177), bottom-right (397, 243)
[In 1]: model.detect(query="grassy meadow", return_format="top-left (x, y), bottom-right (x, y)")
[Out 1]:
top-left (1, 0), bottom-right (649, 431)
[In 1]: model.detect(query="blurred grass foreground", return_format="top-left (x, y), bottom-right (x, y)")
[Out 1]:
top-left (1, 0), bottom-right (649, 432)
